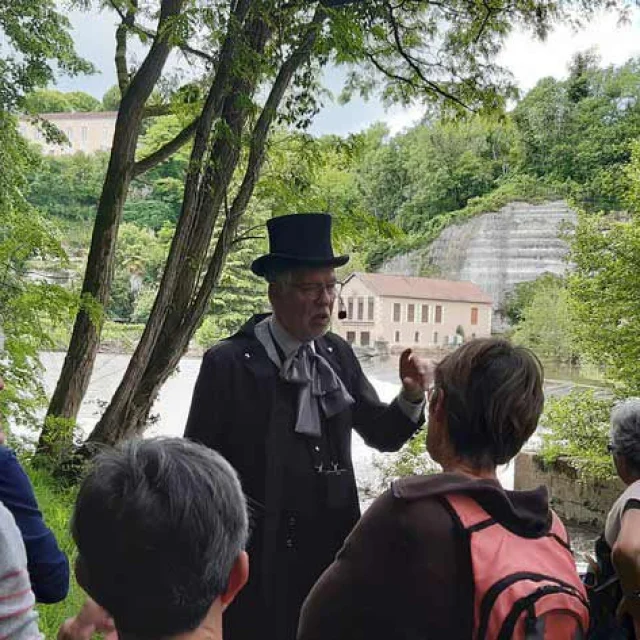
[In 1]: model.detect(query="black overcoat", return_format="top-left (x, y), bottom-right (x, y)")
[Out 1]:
top-left (184, 314), bottom-right (422, 640)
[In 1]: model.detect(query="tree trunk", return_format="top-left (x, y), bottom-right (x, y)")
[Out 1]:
top-left (84, 8), bottom-right (325, 448)
top-left (39, 0), bottom-right (185, 453)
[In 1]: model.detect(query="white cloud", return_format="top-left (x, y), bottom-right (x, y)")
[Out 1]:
top-left (500, 7), bottom-right (640, 91)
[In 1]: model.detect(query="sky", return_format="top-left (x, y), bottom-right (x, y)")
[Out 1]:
top-left (56, 5), bottom-right (640, 137)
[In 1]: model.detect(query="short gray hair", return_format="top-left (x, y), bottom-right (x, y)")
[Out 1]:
top-left (263, 266), bottom-right (294, 286)
top-left (72, 437), bottom-right (248, 638)
top-left (611, 398), bottom-right (640, 471)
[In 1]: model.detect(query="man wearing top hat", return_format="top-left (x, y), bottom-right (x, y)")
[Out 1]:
top-left (185, 213), bottom-right (429, 640)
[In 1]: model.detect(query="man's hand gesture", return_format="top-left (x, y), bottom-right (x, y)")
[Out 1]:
top-left (399, 349), bottom-right (432, 403)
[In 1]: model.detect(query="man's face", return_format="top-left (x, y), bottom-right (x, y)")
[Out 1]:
top-left (269, 267), bottom-right (338, 342)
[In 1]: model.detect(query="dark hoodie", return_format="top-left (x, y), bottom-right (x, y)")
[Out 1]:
top-left (297, 473), bottom-right (553, 640)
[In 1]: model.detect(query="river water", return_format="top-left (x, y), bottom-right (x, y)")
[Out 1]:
top-left (37, 351), bottom-right (597, 566)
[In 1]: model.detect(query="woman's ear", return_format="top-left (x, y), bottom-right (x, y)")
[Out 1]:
top-left (221, 551), bottom-right (249, 611)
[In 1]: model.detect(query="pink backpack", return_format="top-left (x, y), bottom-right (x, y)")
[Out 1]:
top-left (446, 493), bottom-right (590, 639)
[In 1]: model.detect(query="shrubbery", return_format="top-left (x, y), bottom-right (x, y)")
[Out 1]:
top-left (539, 390), bottom-right (615, 481)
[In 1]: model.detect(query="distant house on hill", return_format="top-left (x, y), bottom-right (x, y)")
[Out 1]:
top-left (333, 272), bottom-right (492, 350)
top-left (18, 111), bottom-right (118, 155)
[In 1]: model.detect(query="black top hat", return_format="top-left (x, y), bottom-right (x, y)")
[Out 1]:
top-left (251, 213), bottom-right (349, 278)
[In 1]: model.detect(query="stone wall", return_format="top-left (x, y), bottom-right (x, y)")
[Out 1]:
top-left (514, 452), bottom-right (624, 529)
top-left (380, 200), bottom-right (577, 331)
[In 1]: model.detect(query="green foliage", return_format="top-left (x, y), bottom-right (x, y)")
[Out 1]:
top-left (395, 116), bottom-right (520, 232)
top-left (26, 152), bottom-right (108, 222)
top-left (102, 84), bottom-right (121, 111)
top-left (22, 462), bottom-right (84, 638)
top-left (511, 278), bottom-right (576, 363)
top-left (24, 89), bottom-right (101, 114)
top-left (0, 113), bottom-right (77, 429)
top-left (0, 0), bottom-right (93, 110)
top-left (568, 208), bottom-right (640, 394)
top-left (374, 431), bottom-right (438, 486)
top-left (513, 55), bottom-right (640, 211)
top-left (107, 223), bottom-right (171, 322)
top-left (502, 273), bottom-right (564, 325)
top-left (539, 390), bottom-right (615, 481)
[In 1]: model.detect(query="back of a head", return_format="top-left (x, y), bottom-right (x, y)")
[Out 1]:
top-left (72, 438), bottom-right (248, 639)
top-left (435, 338), bottom-right (544, 467)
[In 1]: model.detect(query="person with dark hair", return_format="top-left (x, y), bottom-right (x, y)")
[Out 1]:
top-left (57, 438), bottom-right (249, 640)
top-left (185, 213), bottom-right (428, 640)
top-left (299, 338), bottom-right (589, 640)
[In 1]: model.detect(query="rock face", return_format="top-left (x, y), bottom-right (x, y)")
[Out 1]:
top-left (380, 200), bottom-right (577, 320)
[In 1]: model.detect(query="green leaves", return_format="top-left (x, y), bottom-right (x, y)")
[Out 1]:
top-left (0, 0), bottom-right (93, 110)
top-left (0, 113), bottom-right (77, 429)
top-left (539, 390), bottom-right (615, 481)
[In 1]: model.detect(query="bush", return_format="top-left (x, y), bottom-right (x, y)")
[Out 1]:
top-left (373, 432), bottom-right (438, 487)
top-left (539, 390), bottom-right (615, 481)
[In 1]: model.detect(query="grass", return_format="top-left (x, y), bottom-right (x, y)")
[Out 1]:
top-left (25, 462), bottom-right (87, 638)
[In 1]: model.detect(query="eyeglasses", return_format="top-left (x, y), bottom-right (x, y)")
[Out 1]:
top-left (289, 281), bottom-right (341, 299)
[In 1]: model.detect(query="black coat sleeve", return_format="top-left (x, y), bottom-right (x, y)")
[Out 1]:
top-left (343, 344), bottom-right (423, 452)
top-left (184, 348), bottom-right (224, 449)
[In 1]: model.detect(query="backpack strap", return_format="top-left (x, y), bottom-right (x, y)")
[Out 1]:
top-left (548, 510), bottom-right (573, 553)
top-left (446, 493), bottom-right (497, 532)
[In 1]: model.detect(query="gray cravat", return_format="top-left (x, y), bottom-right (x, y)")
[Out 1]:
top-left (280, 343), bottom-right (354, 437)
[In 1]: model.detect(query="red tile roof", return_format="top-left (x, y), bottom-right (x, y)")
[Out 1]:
top-left (346, 272), bottom-right (492, 304)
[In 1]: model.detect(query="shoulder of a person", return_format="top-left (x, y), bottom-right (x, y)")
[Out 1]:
top-left (0, 445), bottom-right (16, 465)
top-left (356, 483), bottom-right (453, 552)
top-left (203, 334), bottom-right (254, 362)
top-left (0, 502), bottom-right (26, 558)
top-left (617, 479), bottom-right (640, 512)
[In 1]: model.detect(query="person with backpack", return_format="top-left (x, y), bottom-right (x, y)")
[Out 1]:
top-left (586, 398), bottom-right (640, 639)
top-left (298, 337), bottom-right (589, 640)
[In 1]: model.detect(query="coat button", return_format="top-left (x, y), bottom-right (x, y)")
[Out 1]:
top-left (327, 346), bottom-right (333, 352)
top-left (288, 516), bottom-right (296, 526)
top-left (286, 538), bottom-right (294, 548)
top-left (244, 352), bottom-right (251, 359)
top-left (314, 445), bottom-right (320, 452)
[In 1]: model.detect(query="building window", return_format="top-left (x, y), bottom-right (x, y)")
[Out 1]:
top-left (347, 298), bottom-right (354, 320)
top-left (360, 331), bottom-right (370, 347)
top-left (81, 126), bottom-right (88, 143)
top-left (407, 304), bottom-right (415, 323)
top-left (394, 331), bottom-right (400, 343)
top-left (357, 298), bottom-right (364, 320)
top-left (393, 303), bottom-right (401, 322)
top-left (471, 333), bottom-right (476, 339)
top-left (65, 128), bottom-right (73, 141)
top-left (414, 331), bottom-right (420, 343)
top-left (346, 331), bottom-right (356, 344)
top-left (471, 307), bottom-right (479, 325)
top-left (435, 305), bottom-right (443, 324)
top-left (367, 297), bottom-right (374, 320)
top-left (421, 304), bottom-right (429, 323)
top-left (433, 331), bottom-right (438, 344)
